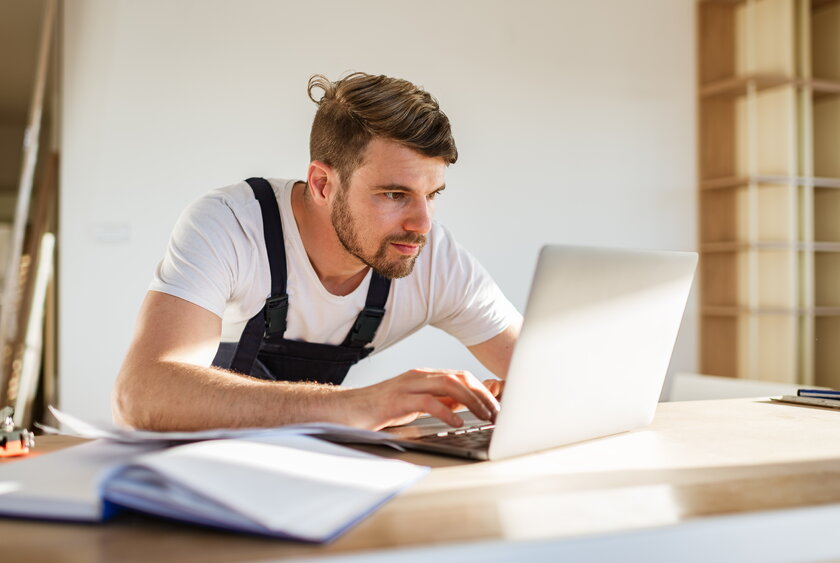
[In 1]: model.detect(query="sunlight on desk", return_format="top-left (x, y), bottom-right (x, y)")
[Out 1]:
top-left (411, 398), bottom-right (840, 496)
top-left (498, 483), bottom-right (682, 540)
top-left (4, 399), bottom-right (840, 562)
top-left (344, 398), bottom-right (840, 550)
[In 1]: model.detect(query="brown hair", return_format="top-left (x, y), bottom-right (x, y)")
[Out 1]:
top-left (307, 72), bottom-right (458, 184)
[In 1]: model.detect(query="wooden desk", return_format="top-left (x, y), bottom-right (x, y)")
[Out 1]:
top-left (3, 398), bottom-right (840, 562)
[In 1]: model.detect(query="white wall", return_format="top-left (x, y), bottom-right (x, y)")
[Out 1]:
top-left (60, 0), bottom-right (696, 420)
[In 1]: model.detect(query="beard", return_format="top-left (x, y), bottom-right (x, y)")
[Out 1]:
top-left (330, 186), bottom-right (426, 279)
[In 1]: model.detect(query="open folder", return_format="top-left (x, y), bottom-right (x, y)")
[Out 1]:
top-left (0, 434), bottom-right (427, 542)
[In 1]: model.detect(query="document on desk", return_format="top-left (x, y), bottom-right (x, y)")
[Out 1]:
top-left (40, 406), bottom-right (401, 447)
top-left (0, 440), bottom-right (157, 520)
top-left (0, 435), bottom-right (427, 542)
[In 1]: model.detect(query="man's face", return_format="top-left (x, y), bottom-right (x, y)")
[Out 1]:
top-left (330, 138), bottom-right (447, 279)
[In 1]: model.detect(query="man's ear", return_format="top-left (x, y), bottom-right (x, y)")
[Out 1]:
top-left (306, 160), bottom-right (338, 206)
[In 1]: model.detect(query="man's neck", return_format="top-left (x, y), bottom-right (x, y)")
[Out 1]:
top-left (291, 182), bottom-right (369, 296)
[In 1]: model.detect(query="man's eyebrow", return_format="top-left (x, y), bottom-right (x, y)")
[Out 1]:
top-left (373, 184), bottom-right (447, 194)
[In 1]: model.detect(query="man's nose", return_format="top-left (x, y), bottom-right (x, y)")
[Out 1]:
top-left (404, 197), bottom-right (433, 234)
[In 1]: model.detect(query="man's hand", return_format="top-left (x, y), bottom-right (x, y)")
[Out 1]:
top-left (345, 368), bottom-right (501, 430)
top-left (425, 378), bottom-right (505, 418)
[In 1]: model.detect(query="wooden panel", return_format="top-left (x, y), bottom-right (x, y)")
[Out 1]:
top-left (734, 87), bottom-right (798, 178)
top-left (701, 315), bottom-right (738, 378)
top-left (752, 314), bottom-right (798, 382)
top-left (798, 0), bottom-right (813, 79)
top-left (757, 183), bottom-right (795, 240)
top-left (701, 253), bottom-right (739, 306)
top-left (718, 184), bottom-right (792, 243)
top-left (814, 187), bottom-right (840, 241)
top-left (737, 313), bottom-right (753, 377)
top-left (815, 317), bottom-right (840, 387)
top-left (700, 2), bottom-right (737, 84)
top-left (700, 97), bottom-right (738, 179)
top-left (812, 1), bottom-right (840, 81)
top-left (733, 250), bottom-right (796, 307)
top-left (813, 94), bottom-right (840, 177)
top-left (814, 252), bottom-right (840, 305)
top-left (799, 312), bottom-right (815, 385)
top-left (749, 0), bottom-right (797, 76)
top-left (755, 86), bottom-right (797, 176)
top-left (700, 189), bottom-right (739, 242)
top-left (798, 85), bottom-right (814, 179)
top-left (734, 0), bottom-right (797, 76)
top-left (735, 96), bottom-right (750, 176)
top-left (752, 250), bottom-right (797, 307)
top-left (799, 244), bottom-right (814, 307)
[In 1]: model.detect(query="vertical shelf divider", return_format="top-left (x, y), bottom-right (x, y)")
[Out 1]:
top-left (798, 0), bottom-right (816, 385)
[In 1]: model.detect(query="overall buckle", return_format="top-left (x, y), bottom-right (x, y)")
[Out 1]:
top-left (264, 294), bottom-right (289, 338)
top-left (349, 307), bottom-right (385, 346)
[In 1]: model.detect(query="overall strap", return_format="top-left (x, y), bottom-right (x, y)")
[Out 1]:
top-left (343, 272), bottom-right (391, 348)
top-left (229, 177), bottom-right (288, 375)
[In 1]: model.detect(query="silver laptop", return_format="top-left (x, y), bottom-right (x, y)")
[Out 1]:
top-left (385, 244), bottom-right (697, 461)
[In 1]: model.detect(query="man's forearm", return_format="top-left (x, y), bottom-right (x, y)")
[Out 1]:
top-left (113, 361), bottom-right (356, 431)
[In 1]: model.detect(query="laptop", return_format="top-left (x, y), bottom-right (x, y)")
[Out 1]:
top-left (384, 244), bottom-right (698, 461)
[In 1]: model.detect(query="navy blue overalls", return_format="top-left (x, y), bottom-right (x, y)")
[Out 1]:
top-left (211, 177), bottom-right (391, 385)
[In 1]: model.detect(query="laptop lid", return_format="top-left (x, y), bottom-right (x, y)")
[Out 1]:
top-left (487, 245), bottom-right (697, 460)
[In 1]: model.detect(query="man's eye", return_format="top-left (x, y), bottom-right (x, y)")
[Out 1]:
top-left (384, 192), bottom-right (405, 201)
top-left (428, 190), bottom-right (443, 200)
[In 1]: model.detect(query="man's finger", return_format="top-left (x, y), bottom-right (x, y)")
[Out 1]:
top-left (444, 370), bottom-right (501, 417)
top-left (407, 395), bottom-right (465, 427)
top-left (400, 371), bottom-right (495, 422)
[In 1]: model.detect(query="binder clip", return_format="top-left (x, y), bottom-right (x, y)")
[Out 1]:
top-left (0, 407), bottom-right (34, 457)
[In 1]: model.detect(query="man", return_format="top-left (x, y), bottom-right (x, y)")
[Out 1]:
top-left (113, 72), bottom-right (522, 431)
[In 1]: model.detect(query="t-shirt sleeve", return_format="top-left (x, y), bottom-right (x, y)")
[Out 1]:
top-left (428, 227), bottom-right (521, 347)
top-left (148, 194), bottom-right (245, 318)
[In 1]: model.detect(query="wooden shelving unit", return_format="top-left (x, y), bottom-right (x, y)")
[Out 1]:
top-left (698, 0), bottom-right (840, 386)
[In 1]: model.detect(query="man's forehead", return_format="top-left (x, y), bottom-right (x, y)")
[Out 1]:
top-left (353, 139), bottom-right (447, 188)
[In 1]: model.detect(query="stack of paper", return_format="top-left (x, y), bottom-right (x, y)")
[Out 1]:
top-left (104, 435), bottom-right (427, 541)
top-left (0, 415), bottom-right (428, 542)
top-left (41, 406), bottom-right (401, 446)
top-left (0, 440), bottom-right (156, 521)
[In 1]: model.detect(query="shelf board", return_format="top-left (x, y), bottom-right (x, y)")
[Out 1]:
top-left (814, 177), bottom-right (840, 189)
top-left (700, 175), bottom-right (794, 190)
top-left (702, 306), bottom-right (840, 317)
top-left (812, 79), bottom-right (840, 98)
top-left (813, 0), bottom-right (840, 11)
top-left (698, 0), bottom-right (746, 4)
top-left (814, 242), bottom-right (840, 252)
top-left (700, 76), bottom-right (840, 99)
top-left (699, 175), bottom-right (840, 190)
top-left (699, 2), bottom-right (839, 14)
top-left (700, 242), bottom-right (840, 252)
top-left (700, 75), bottom-right (793, 98)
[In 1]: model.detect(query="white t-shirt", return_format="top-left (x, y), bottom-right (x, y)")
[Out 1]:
top-left (150, 178), bottom-right (519, 354)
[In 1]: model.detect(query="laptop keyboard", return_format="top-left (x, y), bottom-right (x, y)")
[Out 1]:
top-left (418, 424), bottom-right (496, 449)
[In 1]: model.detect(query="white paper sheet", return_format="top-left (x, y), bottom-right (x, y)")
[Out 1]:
top-left (0, 435), bottom-right (427, 542)
top-left (102, 435), bottom-right (428, 541)
top-left (0, 440), bottom-right (158, 521)
top-left (40, 406), bottom-right (401, 447)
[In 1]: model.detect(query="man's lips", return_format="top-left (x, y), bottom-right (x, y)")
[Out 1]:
top-left (390, 242), bottom-right (421, 255)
